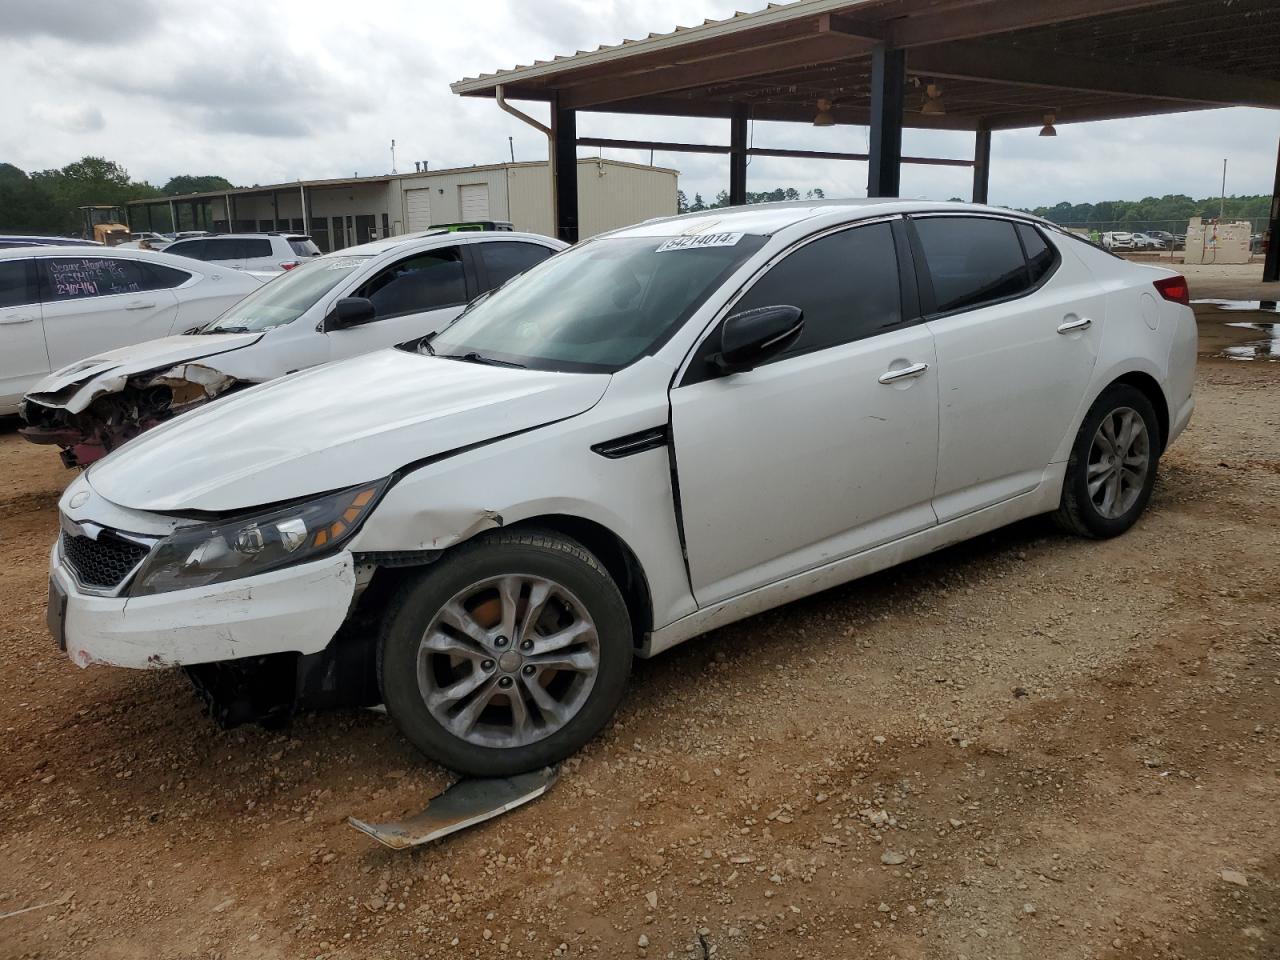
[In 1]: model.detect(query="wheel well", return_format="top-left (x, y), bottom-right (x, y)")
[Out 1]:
top-left (509, 514), bottom-right (653, 645)
top-left (1111, 371), bottom-right (1170, 453)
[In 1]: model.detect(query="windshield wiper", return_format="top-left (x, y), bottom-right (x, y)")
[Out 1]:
top-left (443, 351), bottom-right (526, 369)
top-left (203, 324), bottom-right (251, 334)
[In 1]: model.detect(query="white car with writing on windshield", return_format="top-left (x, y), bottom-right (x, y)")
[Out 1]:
top-left (47, 200), bottom-right (1196, 778)
top-left (19, 230), bottom-right (564, 466)
top-left (0, 246), bottom-right (262, 416)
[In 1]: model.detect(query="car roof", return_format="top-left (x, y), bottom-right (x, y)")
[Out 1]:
top-left (610, 198), bottom-right (1051, 239)
top-left (0, 243), bottom-right (251, 271)
top-left (340, 229), bottom-right (564, 256)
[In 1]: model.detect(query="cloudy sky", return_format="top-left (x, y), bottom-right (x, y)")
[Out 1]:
top-left (3, 0), bottom-right (1278, 209)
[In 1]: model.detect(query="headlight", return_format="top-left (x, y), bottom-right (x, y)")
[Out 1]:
top-left (130, 480), bottom-right (387, 597)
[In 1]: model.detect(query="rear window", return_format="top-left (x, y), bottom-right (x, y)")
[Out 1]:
top-left (288, 237), bottom-right (321, 257)
top-left (914, 217), bottom-right (1032, 314)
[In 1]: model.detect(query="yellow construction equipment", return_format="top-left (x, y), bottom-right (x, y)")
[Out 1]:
top-left (79, 205), bottom-right (131, 245)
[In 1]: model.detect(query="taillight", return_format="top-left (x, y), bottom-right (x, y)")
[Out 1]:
top-left (1153, 275), bottom-right (1189, 306)
top-left (279, 261), bottom-right (299, 271)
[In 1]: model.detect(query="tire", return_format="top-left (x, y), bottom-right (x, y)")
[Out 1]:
top-left (1053, 384), bottom-right (1161, 539)
top-left (377, 528), bottom-right (633, 777)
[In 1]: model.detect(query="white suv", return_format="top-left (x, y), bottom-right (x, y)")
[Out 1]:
top-left (164, 233), bottom-right (321, 273)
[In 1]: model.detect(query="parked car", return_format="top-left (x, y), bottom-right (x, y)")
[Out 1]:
top-left (163, 232), bottom-right (322, 274)
top-left (1102, 231), bottom-right (1135, 250)
top-left (46, 200), bottom-right (1196, 777)
top-left (20, 230), bottom-right (564, 465)
top-left (1130, 232), bottom-right (1165, 250)
top-left (119, 231), bottom-right (172, 251)
top-left (1144, 230), bottom-right (1182, 250)
top-left (0, 246), bottom-right (262, 417)
top-left (0, 235), bottom-right (103, 249)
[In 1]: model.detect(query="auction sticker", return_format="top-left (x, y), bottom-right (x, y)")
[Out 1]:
top-left (656, 232), bottom-right (744, 252)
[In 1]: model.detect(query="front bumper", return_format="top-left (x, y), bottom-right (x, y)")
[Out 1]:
top-left (50, 544), bottom-right (357, 669)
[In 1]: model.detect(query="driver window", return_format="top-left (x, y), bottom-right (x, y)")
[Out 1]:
top-left (355, 246), bottom-right (466, 320)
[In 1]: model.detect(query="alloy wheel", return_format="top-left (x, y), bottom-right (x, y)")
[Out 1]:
top-left (1087, 406), bottom-right (1150, 519)
top-left (416, 574), bottom-right (601, 749)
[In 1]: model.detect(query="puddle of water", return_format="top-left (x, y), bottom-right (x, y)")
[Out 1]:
top-left (1191, 299), bottom-right (1280, 361)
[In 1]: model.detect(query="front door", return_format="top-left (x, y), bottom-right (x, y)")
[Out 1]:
top-left (670, 220), bottom-right (940, 607)
top-left (37, 256), bottom-right (179, 371)
top-left (911, 216), bottom-right (1103, 521)
top-left (326, 244), bottom-right (475, 360)
top-left (0, 259), bottom-right (46, 407)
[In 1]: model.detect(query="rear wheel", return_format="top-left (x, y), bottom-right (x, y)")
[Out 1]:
top-left (378, 530), bottom-right (632, 777)
top-left (1054, 384), bottom-right (1161, 539)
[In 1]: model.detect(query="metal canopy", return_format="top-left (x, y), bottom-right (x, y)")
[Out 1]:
top-left (453, 0), bottom-right (1280, 131)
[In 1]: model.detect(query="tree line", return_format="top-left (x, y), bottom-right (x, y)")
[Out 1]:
top-left (677, 187), bottom-right (826, 212)
top-left (0, 156), bottom-right (233, 236)
top-left (1023, 193), bottom-right (1273, 229)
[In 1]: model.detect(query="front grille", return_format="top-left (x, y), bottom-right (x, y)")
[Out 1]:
top-left (61, 530), bottom-right (150, 590)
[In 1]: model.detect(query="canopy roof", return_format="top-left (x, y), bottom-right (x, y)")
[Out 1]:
top-left (453, 0), bottom-right (1280, 130)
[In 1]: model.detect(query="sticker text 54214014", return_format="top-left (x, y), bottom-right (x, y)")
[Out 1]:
top-left (655, 233), bottom-right (744, 253)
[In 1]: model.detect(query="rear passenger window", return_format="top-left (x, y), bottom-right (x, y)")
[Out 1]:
top-left (0, 259), bottom-right (36, 307)
top-left (1017, 223), bottom-right (1057, 285)
top-left (200, 238), bottom-right (242, 262)
top-left (477, 242), bottom-right (554, 290)
top-left (39, 257), bottom-right (149, 301)
top-left (914, 217), bottom-right (1030, 313)
top-left (139, 262), bottom-right (191, 290)
top-left (733, 222), bottom-right (901, 359)
top-left (355, 246), bottom-right (466, 318)
top-left (238, 238), bottom-right (272, 259)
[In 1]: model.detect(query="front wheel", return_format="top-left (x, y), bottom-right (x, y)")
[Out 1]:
top-left (378, 530), bottom-right (633, 777)
top-left (1053, 384), bottom-right (1161, 539)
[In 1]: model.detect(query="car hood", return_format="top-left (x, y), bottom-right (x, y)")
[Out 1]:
top-left (87, 349), bottom-right (611, 513)
top-left (25, 333), bottom-right (263, 413)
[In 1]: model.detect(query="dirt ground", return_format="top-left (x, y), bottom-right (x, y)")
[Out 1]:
top-left (2, 265), bottom-right (1279, 960)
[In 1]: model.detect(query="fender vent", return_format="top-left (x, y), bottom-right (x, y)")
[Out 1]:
top-left (591, 426), bottom-right (669, 459)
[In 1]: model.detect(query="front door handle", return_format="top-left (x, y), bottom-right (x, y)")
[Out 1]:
top-left (0, 314), bottom-right (33, 325)
top-left (878, 362), bottom-right (930, 384)
top-left (125, 301), bottom-right (156, 311)
top-left (1057, 316), bottom-right (1092, 334)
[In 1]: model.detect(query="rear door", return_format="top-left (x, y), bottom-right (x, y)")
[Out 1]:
top-left (913, 216), bottom-right (1103, 520)
top-left (37, 255), bottom-right (180, 370)
top-left (0, 258), bottom-right (46, 408)
top-left (234, 237), bottom-right (273, 271)
top-left (325, 244), bottom-right (475, 360)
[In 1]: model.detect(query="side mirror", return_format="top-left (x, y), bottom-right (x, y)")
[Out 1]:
top-left (710, 305), bottom-right (804, 374)
top-left (326, 297), bottom-right (377, 330)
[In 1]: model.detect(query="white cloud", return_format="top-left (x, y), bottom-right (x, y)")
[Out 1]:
top-left (0, 0), bottom-right (1276, 208)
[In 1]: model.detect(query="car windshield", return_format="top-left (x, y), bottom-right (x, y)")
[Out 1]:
top-left (203, 255), bottom-right (371, 333)
top-left (427, 234), bottom-right (768, 372)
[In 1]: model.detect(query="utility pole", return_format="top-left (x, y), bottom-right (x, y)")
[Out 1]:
top-left (390, 140), bottom-right (397, 174)
top-left (508, 136), bottom-right (515, 162)
top-left (1220, 158), bottom-right (1227, 221)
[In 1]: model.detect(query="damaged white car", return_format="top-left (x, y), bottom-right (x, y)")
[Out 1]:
top-left (20, 230), bottom-right (564, 466)
top-left (48, 200), bottom-right (1196, 777)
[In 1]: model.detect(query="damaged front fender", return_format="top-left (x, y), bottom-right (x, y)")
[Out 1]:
top-left (21, 362), bottom-right (240, 468)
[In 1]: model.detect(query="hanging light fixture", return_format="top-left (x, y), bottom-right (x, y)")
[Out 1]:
top-left (920, 81), bottom-right (946, 116)
top-left (813, 98), bottom-right (835, 127)
top-left (1039, 112), bottom-right (1058, 137)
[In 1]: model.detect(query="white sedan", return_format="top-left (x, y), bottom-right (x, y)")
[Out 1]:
top-left (47, 200), bottom-right (1196, 777)
top-left (0, 246), bottom-right (262, 416)
top-left (20, 230), bottom-right (564, 466)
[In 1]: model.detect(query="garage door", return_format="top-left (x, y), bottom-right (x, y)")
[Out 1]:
top-left (459, 183), bottom-right (490, 221)
top-left (405, 188), bottom-right (433, 232)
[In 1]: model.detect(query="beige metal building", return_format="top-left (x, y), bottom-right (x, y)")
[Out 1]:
top-left (128, 158), bottom-right (678, 252)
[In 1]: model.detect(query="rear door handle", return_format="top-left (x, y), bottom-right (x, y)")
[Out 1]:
top-left (1057, 316), bottom-right (1092, 334)
top-left (0, 314), bottom-right (33, 324)
top-left (125, 300), bottom-right (156, 311)
top-left (878, 362), bottom-right (930, 384)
